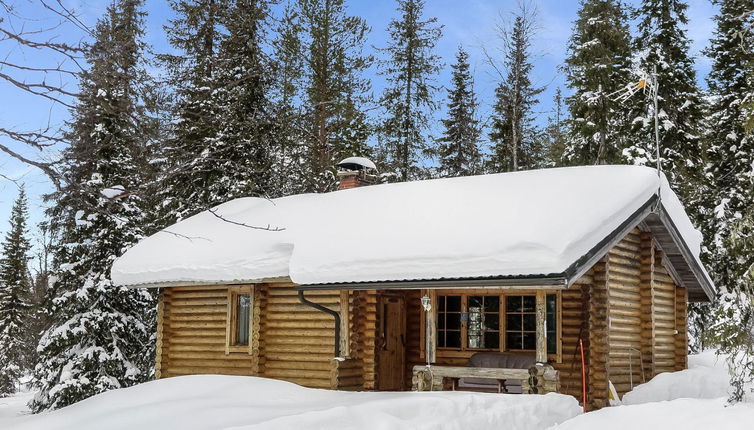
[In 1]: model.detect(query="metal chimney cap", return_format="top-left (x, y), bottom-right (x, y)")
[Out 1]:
top-left (336, 157), bottom-right (377, 171)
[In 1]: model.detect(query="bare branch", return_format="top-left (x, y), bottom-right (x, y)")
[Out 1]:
top-left (207, 208), bottom-right (285, 232)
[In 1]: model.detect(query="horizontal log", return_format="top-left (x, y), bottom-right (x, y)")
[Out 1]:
top-left (412, 365), bottom-right (545, 381)
top-left (168, 359), bottom-right (253, 369)
top-left (265, 369), bottom-right (331, 379)
top-left (264, 361), bottom-right (333, 371)
top-left (168, 367), bottom-right (253, 376)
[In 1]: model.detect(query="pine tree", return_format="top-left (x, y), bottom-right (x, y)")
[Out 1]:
top-left (31, 0), bottom-right (156, 411)
top-left (298, 0), bottom-right (373, 192)
top-left (488, 9), bottom-right (544, 172)
top-left (160, 0), bottom-right (228, 220)
top-left (377, 0), bottom-right (442, 181)
top-left (702, 0), bottom-right (754, 291)
top-left (435, 46), bottom-right (482, 178)
top-left (562, 0), bottom-right (633, 164)
top-left (625, 0), bottom-right (706, 198)
top-left (0, 187), bottom-right (33, 396)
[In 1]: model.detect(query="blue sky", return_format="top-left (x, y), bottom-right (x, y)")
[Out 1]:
top-left (0, 0), bottom-right (718, 239)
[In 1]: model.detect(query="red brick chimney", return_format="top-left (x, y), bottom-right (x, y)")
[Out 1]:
top-left (336, 157), bottom-right (377, 190)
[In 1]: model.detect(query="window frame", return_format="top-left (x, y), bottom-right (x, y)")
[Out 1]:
top-left (226, 285), bottom-right (254, 355)
top-left (433, 290), bottom-right (562, 362)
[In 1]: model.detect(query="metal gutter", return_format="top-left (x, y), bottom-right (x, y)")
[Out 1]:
top-left (297, 290), bottom-right (341, 357)
top-left (295, 276), bottom-right (568, 292)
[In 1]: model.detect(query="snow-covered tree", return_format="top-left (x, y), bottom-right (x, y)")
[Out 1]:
top-left (562, 0), bottom-right (633, 165)
top-left (543, 88), bottom-right (568, 166)
top-left (488, 8), bottom-right (544, 172)
top-left (701, 0), bottom-right (754, 291)
top-left (705, 208), bottom-right (754, 402)
top-left (160, 0), bottom-right (228, 220)
top-left (377, 0), bottom-right (443, 181)
top-left (625, 0), bottom-right (706, 201)
top-left (297, 0), bottom-right (374, 192)
top-left (31, 0), bottom-right (156, 412)
top-left (435, 46), bottom-right (482, 178)
top-left (0, 187), bottom-right (33, 396)
top-left (269, 1), bottom-right (308, 196)
top-left (212, 0), bottom-right (278, 198)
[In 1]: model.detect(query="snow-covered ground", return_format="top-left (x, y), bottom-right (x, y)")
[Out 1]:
top-left (1, 375), bottom-right (581, 430)
top-left (2, 352), bottom-right (752, 430)
top-left (552, 351), bottom-right (754, 430)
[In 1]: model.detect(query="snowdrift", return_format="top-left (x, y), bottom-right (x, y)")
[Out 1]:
top-left (622, 350), bottom-right (733, 404)
top-left (549, 398), bottom-right (754, 430)
top-left (5, 375), bottom-right (582, 430)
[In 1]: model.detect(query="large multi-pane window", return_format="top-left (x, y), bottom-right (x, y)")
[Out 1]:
top-left (435, 293), bottom-right (559, 356)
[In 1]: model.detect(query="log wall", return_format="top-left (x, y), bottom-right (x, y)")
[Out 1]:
top-left (588, 260), bottom-right (610, 410)
top-left (351, 290), bottom-right (379, 390)
top-left (158, 286), bottom-right (256, 378)
top-left (259, 283), bottom-right (340, 389)
top-left (551, 281), bottom-right (590, 401)
top-left (603, 229), bottom-right (689, 400)
top-left (606, 230), bottom-right (643, 397)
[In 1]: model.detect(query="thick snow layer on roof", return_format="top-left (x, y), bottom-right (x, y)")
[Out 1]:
top-left (111, 165), bottom-right (706, 287)
top-left (5, 376), bottom-right (581, 430)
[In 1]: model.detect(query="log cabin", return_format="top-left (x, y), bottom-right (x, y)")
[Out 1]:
top-left (112, 162), bottom-right (716, 410)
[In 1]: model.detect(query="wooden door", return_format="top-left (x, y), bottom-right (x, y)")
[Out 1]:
top-left (378, 295), bottom-right (406, 391)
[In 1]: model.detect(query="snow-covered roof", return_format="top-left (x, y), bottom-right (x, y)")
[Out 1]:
top-left (111, 166), bottom-right (715, 300)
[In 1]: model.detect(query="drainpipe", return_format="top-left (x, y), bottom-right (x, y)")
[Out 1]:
top-left (298, 290), bottom-right (341, 357)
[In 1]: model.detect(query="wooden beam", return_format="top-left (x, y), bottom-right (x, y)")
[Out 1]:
top-left (340, 290), bottom-right (351, 358)
top-left (536, 290), bottom-right (547, 363)
top-left (426, 290), bottom-right (437, 364)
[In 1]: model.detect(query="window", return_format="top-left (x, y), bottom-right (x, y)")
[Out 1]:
top-left (467, 296), bottom-right (500, 349)
top-left (227, 286), bottom-right (253, 353)
top-left (437, 295), bottom-right (461, 348)
top-left (505, 295), bottom-right (536, 351)
top-left (434, 292), bottom-right (560, 358)
top-left (546, 294), bottom-right (557, 355)
top-left (234, 293), bottom-right (251, 346)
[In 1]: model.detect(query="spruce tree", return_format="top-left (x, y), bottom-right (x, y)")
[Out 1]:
top-left (702, 0), bottom-right (754, 291)
top-left (435, 46), bottom-right (482, 178)
top-left (298, 0), bottom-right (373, 191)
top-left (378, 0), bottom-right (442, 181)
top-left (626, 0), bottom-right (706, 197)
top-left (213, 0), bottom-right (277, 198)
top-left (0, 187), bottom-right (33, 396)
top-left (488, 11), bottom-right (544, 172)
top-left (543, 88), bottom-right (568, 166)
top-left (31, 0), bottom-right (155, 411)
top-left (562, 0), bottom-right (633, 164)
top-left (160, 0), bottom-right (228, 220)
top-left (270, 1), bottom-right (307, 196)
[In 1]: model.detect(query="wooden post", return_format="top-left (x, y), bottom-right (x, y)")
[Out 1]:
top-left (536, 290), bottom-right (547, 364)
top-left (426, 290), bottom-right (437, 364)
top-left (340, 290), bottom-right (351, 358)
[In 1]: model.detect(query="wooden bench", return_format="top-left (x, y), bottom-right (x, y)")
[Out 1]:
top-left (411, 364), bottom-right (559, 394)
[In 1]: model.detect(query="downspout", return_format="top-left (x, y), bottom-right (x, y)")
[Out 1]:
top-left (298, 290), bottom-right (341, 358)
